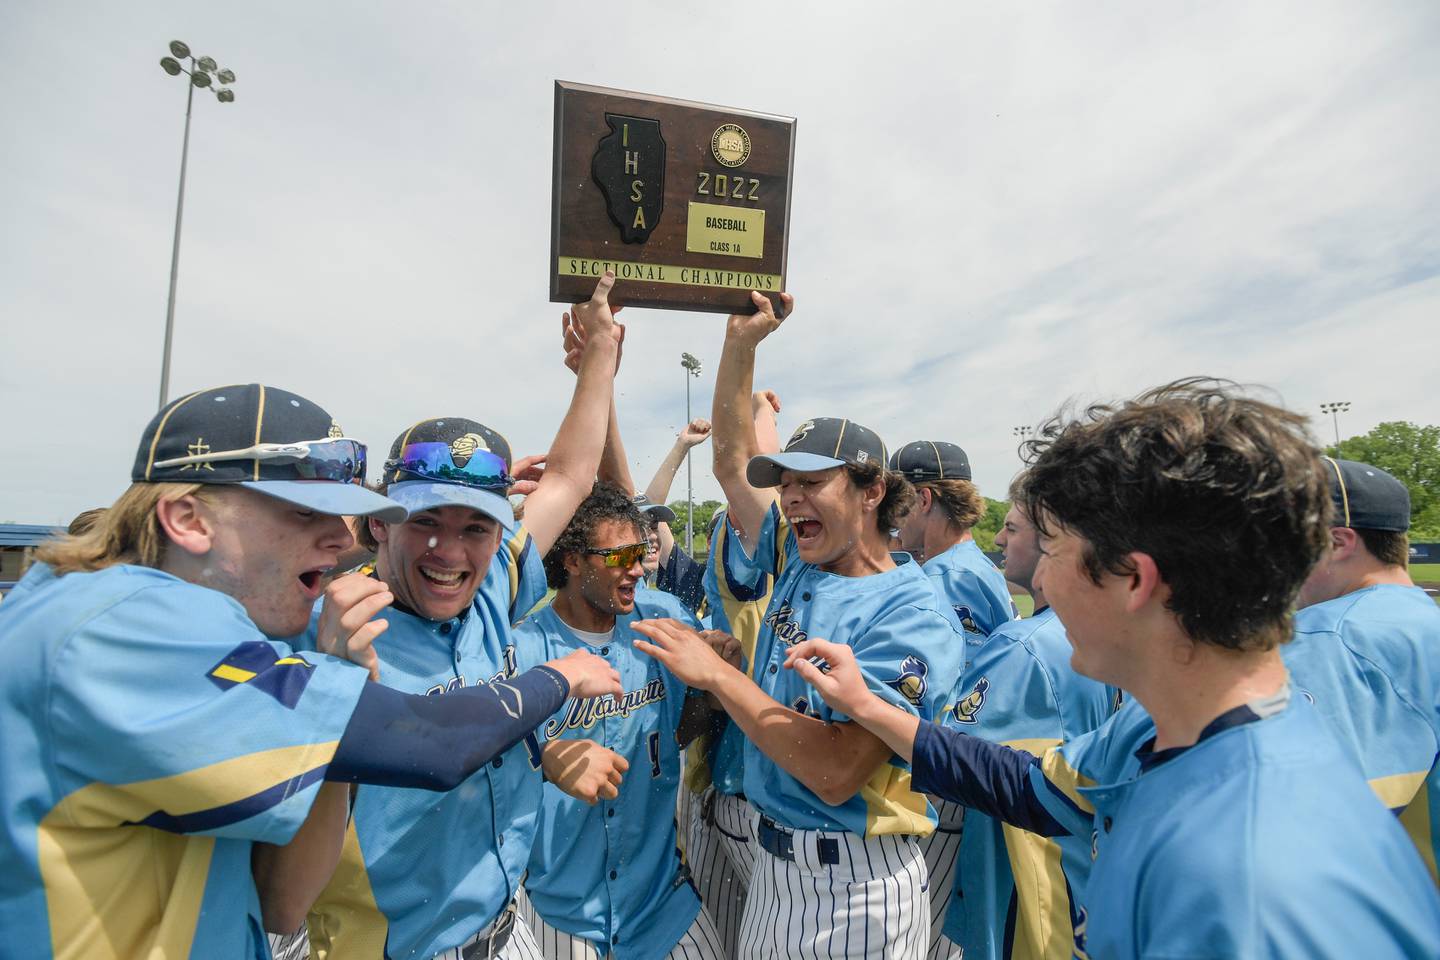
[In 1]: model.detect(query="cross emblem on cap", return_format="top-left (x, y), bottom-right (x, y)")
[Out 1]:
top-left (183, 438), bottom-right (216, 471)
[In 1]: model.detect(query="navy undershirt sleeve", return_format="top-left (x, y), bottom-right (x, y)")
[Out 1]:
top-left (656, 551), bottom-right (707, 614)
top-left (911, 720), bottom-right (1070, 837)
top-left (328, 665), bottom-right (569, 791)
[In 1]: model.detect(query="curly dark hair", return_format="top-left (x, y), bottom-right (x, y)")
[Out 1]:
top-left (845, 462), bottom-right (916, 533)
top-left (543, 481), bottom-right (649, 589)
top-left (1018, 377), bottom-right (1331, 652)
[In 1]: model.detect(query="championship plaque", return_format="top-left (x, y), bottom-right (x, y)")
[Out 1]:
top-left (551, 81), bottom-right (796, 314)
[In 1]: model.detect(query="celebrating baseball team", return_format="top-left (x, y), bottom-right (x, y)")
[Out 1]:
top-left (4, 272), bottom-right (1440, 960)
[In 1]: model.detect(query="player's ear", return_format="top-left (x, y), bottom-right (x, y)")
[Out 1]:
top-left (155, 492), bottom-right (217, 557)
top-left (1330, 526), bottom-right (1359, 560)
top-left (368, 516), bottom-right (391, 544)
top-left (1123, 551), bottom-right (1165, 614)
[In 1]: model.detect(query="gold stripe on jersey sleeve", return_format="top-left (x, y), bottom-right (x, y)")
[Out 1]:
top-left (1370, 769), bottom-right (1428, 811)
top-left (862, 763), bottom-right (933, 837)
top-left (39, 741), bottom-right (340, 959)
top-left (306, 818), bottom-right (390, 960)
top-left (1400, 783), bottom-right (1439, 886)
top-left (503, 525), bottom-right (529, 613)
top-left (1001, 737), bottom-right (1073, 960)
top-left (1038, 744), bottom-right (1097, 815)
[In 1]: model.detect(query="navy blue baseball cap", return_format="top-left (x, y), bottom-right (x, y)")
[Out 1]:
top-left (380, 418), bottom-right (517, 532)
top-left (1321, 458), bottom-right (1410, 532)
top-left (633, 493), bottom-right (677, 523)
top-left (135, 384), bottom-right (407, 522)
top-left (889, 441), bottom-right (972, 482)
top-left (747, 417), bottom-right (888, 488)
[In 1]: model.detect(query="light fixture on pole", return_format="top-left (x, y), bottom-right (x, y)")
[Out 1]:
top-left (681, 351), bottom-right (703, 556)
top-left (1012, 425), bottom-right (1033, 456)
top-left (156, 40), bottom-right (237, 410)
top-left (1319, 401), bottom-right (1351, 448)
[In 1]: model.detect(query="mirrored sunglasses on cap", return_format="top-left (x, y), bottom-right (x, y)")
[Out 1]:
top-left (153, 437), bottom-right (368, 484)
top-left (584, 541), bottom-right (649, 568)
top-left (386, 441), bottom-right (515, 490)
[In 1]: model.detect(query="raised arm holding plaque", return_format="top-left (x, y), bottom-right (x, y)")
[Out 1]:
top-left (550, 81), bottom-right (796, 314)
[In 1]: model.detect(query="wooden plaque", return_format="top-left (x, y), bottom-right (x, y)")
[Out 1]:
top-left (551, 81), bottom-right (796, 314)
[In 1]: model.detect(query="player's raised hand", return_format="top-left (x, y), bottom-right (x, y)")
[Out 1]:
top-left (542, 739), bottom-right (629, 805)
top-left (698, 628), bottom-right (743, 670)
top-left (509, 454), bottom-right (547, 497)
top-left (314, 572), bottom-right (392, 682)
top-left (632, 618), bottom-right (733, 690)
top-left (545, 648), bottom-right (623, 699)
top-left (562, 305), bottom-right (625, 375)
top-left (679, 418), bottom-right (712, 448)
top-left (784, 639), bottom-right (870, 717)
top-left (725, 290), bottom-right (794, 346)
top-left (752, 390), bottom-right (782, 416)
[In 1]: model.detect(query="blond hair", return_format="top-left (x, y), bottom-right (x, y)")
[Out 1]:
top-left (36, 483), bottom-right (208, 575)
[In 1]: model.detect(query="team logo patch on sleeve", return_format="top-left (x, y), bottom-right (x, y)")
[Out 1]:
top-left (953, 604), bottom-right (983, 635)
top-left (884, 655), bottom-right (930, 706)
top-left (207, 641), bottom-right (316, 709)
top-left (952, 676), bottom-right (990, 723)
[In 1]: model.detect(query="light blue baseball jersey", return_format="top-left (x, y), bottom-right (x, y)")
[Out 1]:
top-left (924, 539), bottom-right (1016, 640)
top-left (1287, 583), bottom-right (1440, 882)
top-left (938, 607), bottom-right (1113, 959)
top-left (0, 563), bottom-right (369, 960)
top-left (730, 503), bottom-right (967, 836)
top-left (686, 508), bottom-right (771, 797)
top-left (1060, 693), bottom-right (1440, 959)
top-left (292, 526), bottom-right (546, 959)
top-left (516, 590), bottom-right (703, 960)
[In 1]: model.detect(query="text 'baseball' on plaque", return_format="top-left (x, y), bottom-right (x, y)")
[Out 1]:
top-left (550, 81), bottom-right (796, 314)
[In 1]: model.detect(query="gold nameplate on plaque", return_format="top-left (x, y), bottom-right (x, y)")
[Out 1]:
top-left (685, 202), bottom-right (764, 259)
top-left (556, 256), bottom-right (780, 290)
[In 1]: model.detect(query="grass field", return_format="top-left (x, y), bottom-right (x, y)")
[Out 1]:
top-left (1411, 563), bottom-right (1440, 583)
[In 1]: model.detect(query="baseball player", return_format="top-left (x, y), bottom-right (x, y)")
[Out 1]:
top-left (890, 440), bottom-right (1015, 634)
top-left (783, 380), bottom-right (1440, 958)
top-left (515, 484), bottom-right (725, 960)
top-left (931, 478), bottom-right (1114, 960)
top-left (0, 384), bottom-right (619, 960)
top-left (887, 440), bottom-right (1014, 957)
top-left (631, 292), bottom-right (968, 958)
top-left (1287, 458), bottom-right (1440, 880)
top-left (677, 390), bottom-right (783, 958)
top-left (292, 273), bottom-right (631, 960)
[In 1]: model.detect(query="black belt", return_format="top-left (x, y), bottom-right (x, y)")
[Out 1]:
top-left (756, 815), bottom-right (840, 866)
top-left (460, 901), bottom-right (516, 959)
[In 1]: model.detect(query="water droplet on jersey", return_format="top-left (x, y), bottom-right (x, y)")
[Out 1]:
top-left (428, 536), bottom-right (438, 549)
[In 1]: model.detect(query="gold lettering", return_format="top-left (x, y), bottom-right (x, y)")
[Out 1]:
top-left (632, 207), bottom-right (647, 229)
top-left (622, 123), bottom-right (629, 148)
top-left (625, 151), bottom-right (639, 175)
top-left (748, 178), bottom-right (760, 201)
top-left (697, 172), bottom-right (710, 196)
top-left (715, 173), bottom-right (728, 197)
top-left (630, 179), bottom-right (644, 202)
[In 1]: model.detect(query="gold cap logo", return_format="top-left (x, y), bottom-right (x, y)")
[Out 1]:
top-left (711, 123), bottom-right (751, 168)
top-left (450, 432), bottom-right (490, 466)
top-left (328, 421), bottom-right (344, 439)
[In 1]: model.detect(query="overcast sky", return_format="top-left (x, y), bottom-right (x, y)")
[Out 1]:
top-left (3, 1), bottom-right (1438, 525)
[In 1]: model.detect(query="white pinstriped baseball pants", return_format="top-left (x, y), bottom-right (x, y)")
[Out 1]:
top-left (265, 896), bottom-right (546, 960)
top-left (918, 798), bottom-right (966, 960)
top-left (737, 816), bottom-right (930, 959)
top-left (682, 785), bottom-right (756, 958)
top-left (517, 892), bottom-right (725, 960)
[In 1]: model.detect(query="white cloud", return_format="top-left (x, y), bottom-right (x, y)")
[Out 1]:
top-left (2, 0), bottom-right (1437, 523)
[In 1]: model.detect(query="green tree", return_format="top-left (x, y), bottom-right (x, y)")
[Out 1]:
top-left (1329, 421), bottom-right (1440, 538)
top-left (667, 499), bottom-right (723, 556)
top-left (972, 498), bottom-right (1009, 552)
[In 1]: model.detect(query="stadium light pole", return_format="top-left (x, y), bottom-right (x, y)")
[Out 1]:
top-left (1319, 401), bottom-right (1351, 448)
top-left (681, 352), bottom-right (703, 555)
top-left (157, 41), bottom-right (237, 410)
